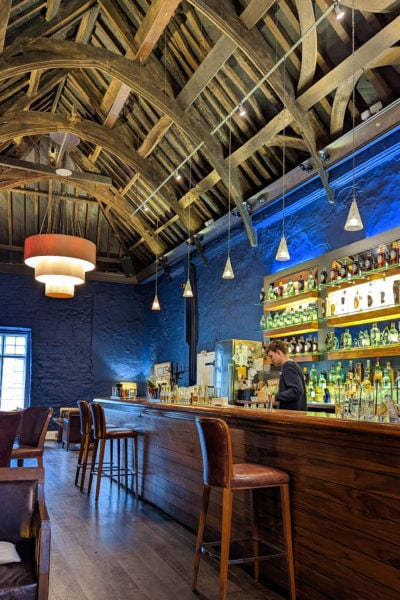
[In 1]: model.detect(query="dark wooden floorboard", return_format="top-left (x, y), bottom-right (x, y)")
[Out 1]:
top-left (23, 442), bottom-right (286, 600)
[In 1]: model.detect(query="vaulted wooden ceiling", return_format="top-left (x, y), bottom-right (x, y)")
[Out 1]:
top-left (0, 0), bottom-right (399, 283)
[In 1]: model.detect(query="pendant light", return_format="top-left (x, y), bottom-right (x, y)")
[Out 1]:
top-left (151, 218), bottom-right (161, 310)
top-left (344, 3), bottom-right (363, 232)
top-left (183, 160), bottom-right (194, 297)
top-left (222, 117), bottom-right (234, 279)
top-left (275, 60), bottom-right (290, 261)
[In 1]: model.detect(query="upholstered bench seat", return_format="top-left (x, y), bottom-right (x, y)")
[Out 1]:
top-left (0, 539), bottom-right (37, 600)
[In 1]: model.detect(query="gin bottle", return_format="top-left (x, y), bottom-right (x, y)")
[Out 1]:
top-left (370, 322), bottom-right (381, 346)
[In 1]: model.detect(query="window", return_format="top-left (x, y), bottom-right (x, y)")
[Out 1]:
top-left (0, 328), bottom-right (31, 410)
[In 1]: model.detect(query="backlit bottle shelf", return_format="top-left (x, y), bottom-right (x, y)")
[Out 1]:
top-left (263, 321), bottom-right (319, 338)
top-left (326, 305), bottom-right (400, 327)
top-left (321, 264), bottom-right (400, 291)
top-left (327, 344), bottom-right (400, 361)
top-left (264, 352), bottom-right (321, 363)
top-left (263, 290), bottom-right (319, 311)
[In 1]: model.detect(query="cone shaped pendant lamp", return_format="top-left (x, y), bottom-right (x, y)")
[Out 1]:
top-left (344, 3), bottom-right (363, 232)
top-left (222, 117), bottom-right (235, 279)
top-left (183, 160), bottom-right (194, 298)
top-left (275, 60), bottom-right (290, 262)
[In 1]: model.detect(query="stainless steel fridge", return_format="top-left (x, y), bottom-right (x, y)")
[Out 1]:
top-left (214, 339), bottom-right (264, 405)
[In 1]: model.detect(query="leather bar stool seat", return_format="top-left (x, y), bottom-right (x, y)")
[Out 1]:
top-left (192, 416), bottom-right (296, 600)
top-left (87, 402), bottom-right (139, 502)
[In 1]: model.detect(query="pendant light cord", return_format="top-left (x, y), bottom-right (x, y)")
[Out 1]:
top-left (351, 2), bottom-right (356, 197)
top-left (282, 59), bottom-right (286, 236)
top-left (227, 116), bottom-right (232, 256)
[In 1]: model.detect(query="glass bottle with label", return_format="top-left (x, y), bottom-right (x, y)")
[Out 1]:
top-left (320, 266), bottom-right (328, 285)
top-left (385, 361), bottom-right (394, 386)
top-left (259, 287), bottom-right (265, 303)
top-left (310, 364), bottom-right (318, 385)
top-left (351, 255), bottom-right (360, 277)
top-left (338, 259), bottom-right (348, 280)
top-left (363, 329), bottom-right (371, 347)
top-left (389, 322), bottom-right (399, 343)
top-left (268, 283), bottom-right (276, 301)
top-left (377, 245), bottom-right (387, 269)
top-left (390, 241), bottom-right (399, 265)
top-left (287, 279), bottom-right (295, 296)
top-left (342, 329), bottom-right (352, 349)
top-left (373, 358), bottom-right (383, 387)
top-left (297, 274), bottom-right (304, 292)
top-left (307, 270), bottom-right (316, 290)
top-left (330, 262), bottom-right (338, 281)
top-left (370, 322), bottom-right (381, 346)
top-left (364, 252), bottom-right (374, 271)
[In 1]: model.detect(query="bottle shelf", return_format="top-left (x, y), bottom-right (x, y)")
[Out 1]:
top-left (327, 344), bottom-right (400, 361)
top-left (326, 305), bottom-right (400, 328)
top-left (322, 264), bottom-right (400, 291)
top-left (263, 321), bottom-right (319, 338)
top-left (265, 352), bottom-right (321, 364)
top-left (263, 290), bottom-right (319, 311)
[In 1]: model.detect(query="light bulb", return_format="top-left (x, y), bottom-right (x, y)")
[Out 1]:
top-left (222, 256), bottom-right (235, 279)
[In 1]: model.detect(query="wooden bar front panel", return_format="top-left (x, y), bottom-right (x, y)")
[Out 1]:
top-left (97, 399), bottom-right (400, 600)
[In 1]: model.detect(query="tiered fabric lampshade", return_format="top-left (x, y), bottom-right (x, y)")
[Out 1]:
top-left (24, 234), bottom-right (96, 298)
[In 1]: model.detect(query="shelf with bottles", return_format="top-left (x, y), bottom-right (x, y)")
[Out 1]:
top-left (326, 344), bottom-right (400, 361)
top-left (325, 271), bottom-right (400, 327)
top-left (262, 321), bottom-right (319, 338)
top-left (325, 319), bottom-right (400, 360)
top-left (262, 267), bottom-right (319, 310)
top-left (319, 240), bottom-right (400, 290)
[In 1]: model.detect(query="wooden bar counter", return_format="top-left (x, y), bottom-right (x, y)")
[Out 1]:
top-left (95, 398), bottom-right (400, 600)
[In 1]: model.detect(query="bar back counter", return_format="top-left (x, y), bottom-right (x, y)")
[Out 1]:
top-left (95, 398), bottom-right (400, 600)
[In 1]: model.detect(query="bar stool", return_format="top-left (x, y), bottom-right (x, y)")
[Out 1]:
top-left (192, 417), bottom-right (296, 600)
top-left (87, 402), bottom-right (139, 502)
top-left (74, 400), bottom-right (93, 491)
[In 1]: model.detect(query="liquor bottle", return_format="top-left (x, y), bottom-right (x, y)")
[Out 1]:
top-left (312, 337), bottom-right (318, 352)
top-left (297, 336), bottom-right (306, 353)
top-left (338, 259), bottom-right (348, 279)
top-left (385, 361), bottom-right (394, 386)
top-left (287, 279), bottom-right (295, 296)
top-left (303, 366), bottom-right (310, 385)
top-left (363, 329), bottom-right (371, 347)
top-left (373, 358), bottom-right (383, 387)
top-left (382, 367), bottom-right (391, 390)
top-left (318, 371), bottom-right (327, 390)
top-left (367, 282), bottom-right (375, 308)
top-left (377, 245), bottom-right (387, 269)
top-left (364, 252), bottom-right (374, 271)
top-left (351, 255), bottom-right (360, 277)
top-left (276, 281), bottom-right (284, 297)
top-left (307, 270), bottom-right (316, 290)
top-left (259, 287), bottom-right (265, 303)
top-left (320, 266), bottom-right (328, 285)
top-left (330, 262), bottom-right (338, 281)
top-left (390, 241), bottom-right (399, 265)
top-left (307, 380), bottom-right (316, 401)
top-left (354, 363), bottom-right (364, 388)
top-left (268, 283), bottom-right (276, 301)
top-left (393, 280), bottom-right (400, 304)
top-left (328, 364), bottom-right (337, 384)
top-left (342, 328), bottom-right (352, 349)
top-left (297, 274), bottom-right (304, 292)
top-left (323, 387), bottom-right (331, 403)
top-left (266, 312), bottom-right (274, 329)
top-left (305, 337), bottom-right (313, 353)
top-left (340, 290), bottom-right (347, 314)
top-left (309, 303), bottom-right (318, 321)
top-left (310, 364), bottom-right (318, 385)
top-left (362, 364), bottom-right (372, 392)
top-left (382, 326), bottom-right (390, 345)
top-left (259, 314), bottom-right (267, 330)
top-left (353, 290), bottom-right (362, 311)
top-left (370, 322), bottom-right (381, 346)
top-left (364, 359), bottom-right (373, 386)
top-left (389, 322), bottom-right (399, 344)
top-left (346, 360), bottom-right (355, 382)
top-left (336, 361), bottom-right (345, 384)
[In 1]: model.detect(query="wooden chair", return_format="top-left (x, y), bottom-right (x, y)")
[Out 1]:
top-left (11, 407), bottom-right (53, 467)
top-left (0, 466), bottom-right (50, 600)
top-left (61, 408), bottom-right (81, 450)
top-left (87, 402), bottom-right (139, 502)
top-left (74, 400), bottom-right (94, 491)
top-left (0, 411), bottom-right (22, 467)
top-left (192, 417), bottom-right (296, 600)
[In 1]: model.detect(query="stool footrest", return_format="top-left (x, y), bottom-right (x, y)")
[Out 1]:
top-left (201, 538), bottom-right (287, 565)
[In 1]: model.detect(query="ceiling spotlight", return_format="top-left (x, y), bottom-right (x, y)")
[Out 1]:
top-left (334, 1), bottom-right (345, 20)
top-left (299, 162), bottom-right (313, 173)
top-left (238, 103), bottom-right (246, 117)
top-left (318, 149), bottom-right (330, 163)
top-left (174, 170), bottom-right (182, 181)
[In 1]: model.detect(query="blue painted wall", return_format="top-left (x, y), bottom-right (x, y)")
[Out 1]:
top-left (0, 274), bottom-right (144, 413)
top-left (1, 127), bottom-right (399, 402)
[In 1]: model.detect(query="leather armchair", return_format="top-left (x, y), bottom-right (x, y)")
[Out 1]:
top-left (0, 467), bottom-right (50, 600)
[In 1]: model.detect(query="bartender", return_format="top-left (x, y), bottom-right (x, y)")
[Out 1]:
top-left (266, 340), bottom-right (307, 410)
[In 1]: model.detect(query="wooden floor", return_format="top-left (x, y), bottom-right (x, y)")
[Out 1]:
top-left (34, 441), bottom-right (286, 600)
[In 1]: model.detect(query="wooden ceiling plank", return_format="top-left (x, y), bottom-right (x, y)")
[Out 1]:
top-left (296, 0), bottom-right (317, 92)
top-left (135, 0), bottom-right (182, 60)
top-left (0, 0), bottom-right (11, 54)
top-left (46, 0), bottom-right (62, 22)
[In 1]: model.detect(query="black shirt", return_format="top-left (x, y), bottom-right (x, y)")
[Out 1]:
top-left (275, 359), bottom-right (307, 411)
